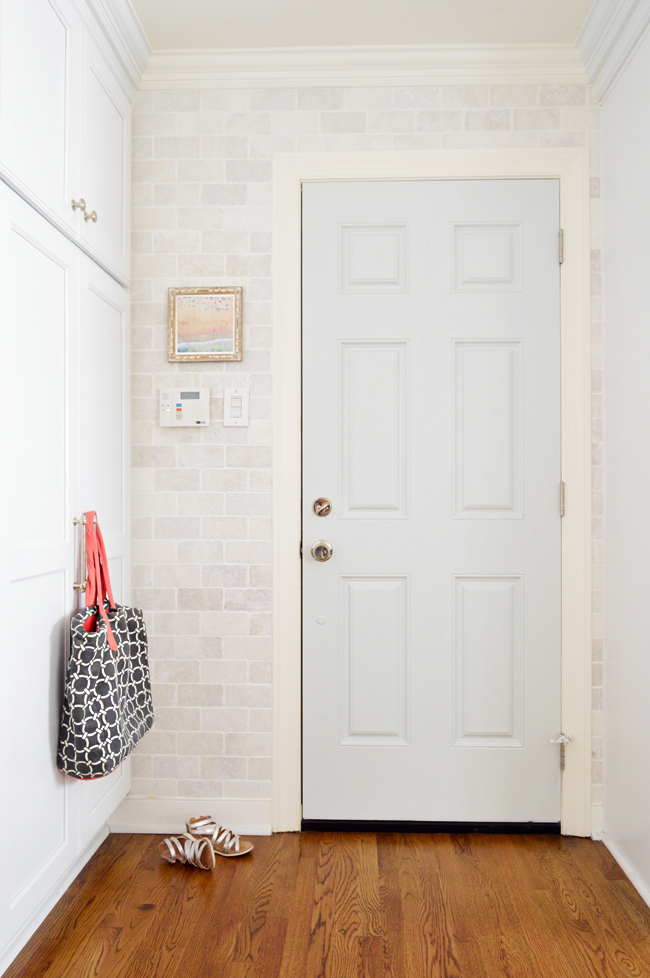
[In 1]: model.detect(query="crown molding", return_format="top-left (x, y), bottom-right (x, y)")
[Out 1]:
top-left (83, 0), bottom-right (151, 91)
top-left (140, 43), bottom-right (586, 90)
top-left (577, 0), bottom-right (650, 101)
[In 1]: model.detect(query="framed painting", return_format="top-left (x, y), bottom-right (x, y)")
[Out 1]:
top-left (168, 286), bottom-right (243, 362)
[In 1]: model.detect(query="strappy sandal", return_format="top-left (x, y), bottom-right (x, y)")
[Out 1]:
top-left (186, 815), bottom-right (254, 857)
top-left (159, 833), bottom-right (216, 870)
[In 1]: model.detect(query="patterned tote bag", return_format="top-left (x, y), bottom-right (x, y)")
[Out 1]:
top-left (57, 512), bottom-right (154, 778)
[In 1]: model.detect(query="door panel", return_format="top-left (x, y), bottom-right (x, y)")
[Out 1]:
top-left (453, 575), bottom-right (523, 747)
top-left (80, 280), bottom-right (125, 538)
top-left (7, 228), bottom-right (69, 545)
top-left (7, 573), bottom-right (68, 902)
top-left (302, 180), bottom-right (561, 823)
top-left (340, 575), bottom-right (409, 746)
top-left (77, 258), bottom-right (131, 846)
top-left (0, 186), bottom-right (131, 960)
top-left (0, 185), bottom-right (80, 945)
top-left (453, 340), bottom-right (523, 518)
top-left (0, 0), bottom-right (80, 230)
top-left (341, 341), bottom-right (408, 518)
top-left (79, 33), bottom-right (131, 281)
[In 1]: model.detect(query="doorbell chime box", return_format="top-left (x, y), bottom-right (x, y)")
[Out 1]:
top-left (160, 388), bottom-right (210, 426)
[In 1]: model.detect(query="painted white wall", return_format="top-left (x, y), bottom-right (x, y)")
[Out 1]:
top-left (601, 27), bottom-right (650, 893)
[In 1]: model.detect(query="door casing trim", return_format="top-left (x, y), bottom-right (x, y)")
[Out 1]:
top-left (272, 150), bottom-right (592, 836)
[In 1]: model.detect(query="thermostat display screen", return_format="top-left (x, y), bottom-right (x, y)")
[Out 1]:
top-left (180, 391), bottom-right (200, 399)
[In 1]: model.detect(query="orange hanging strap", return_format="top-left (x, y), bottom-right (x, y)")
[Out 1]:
top-left (95, 519), bottom-right (116, 611)
top-left (85, 516), bottom-right (99, 609)
top-left (83, 512), bottom-right (117, 652)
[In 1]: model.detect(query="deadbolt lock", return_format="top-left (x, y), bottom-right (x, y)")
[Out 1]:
top-left (311, 540), bottom-right (333, 562)
top-left (312, 497), bottom-right (332, 517)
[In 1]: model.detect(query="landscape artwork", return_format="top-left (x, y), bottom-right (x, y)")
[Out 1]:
top-left (168, 287), bottom-right (243, 361)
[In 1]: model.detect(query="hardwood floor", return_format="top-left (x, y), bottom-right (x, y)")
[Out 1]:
top-left (6, 832), bottom-right (650, 978)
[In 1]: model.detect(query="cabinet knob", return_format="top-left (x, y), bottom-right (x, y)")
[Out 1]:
top-left (71, 198), bottom-right (86, 212)
top-left (83, 210), bottom-right (98, 223)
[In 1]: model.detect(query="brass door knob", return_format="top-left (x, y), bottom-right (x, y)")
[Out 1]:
top-left (311, 540), bottom-right (333, 562)
top-left (313, 497), bottom-right (332, 517)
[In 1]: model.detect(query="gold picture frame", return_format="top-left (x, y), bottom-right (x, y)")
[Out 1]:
top-left (168, 286), bottom-right (243, 362)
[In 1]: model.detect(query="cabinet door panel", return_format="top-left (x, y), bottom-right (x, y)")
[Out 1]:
top-left (80, 33), bottom-right (131, 282)
top-left (0, 0), bottom-right (80, 229)
top-left (80, 280), bottom-right (125, 537)
top-left (78, 256), bottom-right (131, 847)
top-left (0, 184), bottom-right (80, 950)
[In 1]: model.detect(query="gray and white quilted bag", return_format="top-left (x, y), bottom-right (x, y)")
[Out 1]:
top-left (57, 513), bottom-right (154, 779)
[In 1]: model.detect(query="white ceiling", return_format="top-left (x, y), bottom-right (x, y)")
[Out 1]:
top-left (131, 0), bottom-right (594, 51)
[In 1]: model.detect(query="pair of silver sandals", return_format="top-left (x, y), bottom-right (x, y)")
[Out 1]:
top-left (159, 815), bottom-right (254, 870)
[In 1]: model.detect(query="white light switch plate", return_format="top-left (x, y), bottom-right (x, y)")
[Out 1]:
top-left (223, 387), bottom-right (249, 426)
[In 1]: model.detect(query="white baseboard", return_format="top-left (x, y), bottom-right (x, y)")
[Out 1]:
top-left (108, 796), bottom-right (273, 836)
top-left (591, 802), bottom-right (604, 840)
top-left (0, 826), bottom-right (109, 978)
top-left (600, 831), bottom-right (650, 909)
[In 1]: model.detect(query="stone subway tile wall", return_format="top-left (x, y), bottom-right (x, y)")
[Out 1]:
top-left (130, 83), bottom-right (603, 815)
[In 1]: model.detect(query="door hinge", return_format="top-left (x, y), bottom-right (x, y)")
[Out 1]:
top-left (558, 229), bottom-right (564, 264)
top-left (560, 481), bottom-right (565, 517)
top-left (551, 733), bottom-right (571, 771)
top-left (300, 540), bottom-right (303, 558)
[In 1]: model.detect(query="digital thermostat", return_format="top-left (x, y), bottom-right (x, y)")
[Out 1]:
top-left (160, 388), bottom-right (210, 427)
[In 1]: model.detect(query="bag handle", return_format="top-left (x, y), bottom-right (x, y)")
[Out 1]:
top-left (95, 519), bottom-right (116, 611)
top-left (84, 512), bottom-right (117, 651)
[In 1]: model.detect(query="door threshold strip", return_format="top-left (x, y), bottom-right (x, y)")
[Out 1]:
top-left (301, 819), bottom-right (561, 834)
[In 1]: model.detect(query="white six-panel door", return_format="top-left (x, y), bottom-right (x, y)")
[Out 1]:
top-left (302, 180), bottom-right (562, 823)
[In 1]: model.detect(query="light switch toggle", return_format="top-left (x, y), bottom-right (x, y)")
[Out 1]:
top-left (224, 387), bottom-right (249, 427)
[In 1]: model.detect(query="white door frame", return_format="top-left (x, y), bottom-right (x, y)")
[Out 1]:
top-left (271, 149), bottom-right (592, 836)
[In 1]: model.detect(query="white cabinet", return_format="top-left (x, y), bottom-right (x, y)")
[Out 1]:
top-left (0, 0), bottom-right (81, 231)
top-left (77, 254), bottom-right (132, 850)
top-left (79, 34), bottom-right (131, 282)
top-left (0, 184), bottom-right (131, 967)
top-left (0, 0), bottom-right (132, 285)
top-left (0, 1), bottom-right (134, 965)
top-left (0, 183), bottom-right (81, 956)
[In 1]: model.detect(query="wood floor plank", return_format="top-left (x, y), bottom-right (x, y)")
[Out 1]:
top-left (552, 840), bottom-right (650, 976)
top-left (275, 831), bottom-right (321, 978)
top-left (464, 834), bottom-right (541, 978)
top-left (432, 834), bottom-right (488, 978)
top-left (521, 837), bottom-right (643, 978)
top-left (376, 833), bottom-right (407, 978)
top-left (397, 832), bottom-right (459, 978)
top-left (609, 879), bottom-right (650, 933)
top-left (4, 835), bottom-right (158, 978)
top-left (173, 835), bottom-right (279, 978)
top-left (304, 831), bottom-right (362, 978)
top-left (493, 836), bottom-right (577, 978)
top-left (7, 831), bottom-right (650, 978)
